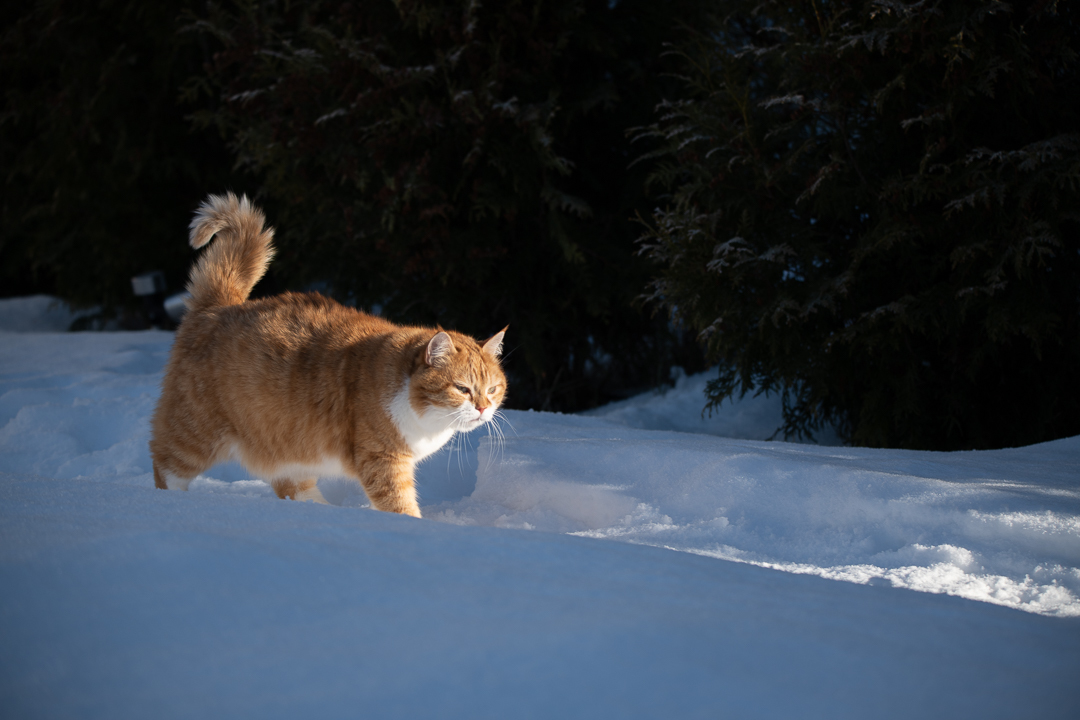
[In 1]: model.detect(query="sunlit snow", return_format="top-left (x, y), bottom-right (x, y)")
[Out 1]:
top-left (2, 295), bottom-right (1078, 718)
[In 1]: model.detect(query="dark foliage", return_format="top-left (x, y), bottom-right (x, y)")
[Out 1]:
top-left (0, 0), bottom-right (246, 314)
top-left (636, 0), bottom-right (1080, 449)
top-left (184, 0), bottom-right (705, 411)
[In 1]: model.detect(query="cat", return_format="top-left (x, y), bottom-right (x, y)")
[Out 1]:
top-left (150, 192), bottom-right (507, 518)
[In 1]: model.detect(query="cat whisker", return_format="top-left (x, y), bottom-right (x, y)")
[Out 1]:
top-left (480, 431), bottom-right (495, 475)
top-left (482, 412), bottom-right (509, 474)
top-left (445, 428), bottom-right (457, 474)
top-left (456, 427), bottom-right (469, 476)
top-left (492, 409), bottom-right (517, 436)
top-left (444, 406), bottom-right (473, 432)
top-left (490, 411), bottom-right (511, 467)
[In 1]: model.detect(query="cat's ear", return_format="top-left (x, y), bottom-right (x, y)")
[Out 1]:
top-left (425, 331), bottom-right (456, 367)
top-left (482, 326), bottom-right (508, 359)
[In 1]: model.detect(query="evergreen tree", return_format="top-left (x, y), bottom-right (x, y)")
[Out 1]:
top-left (184, 0), bottom-right (705, 411)
top-left (635, 0), bottom-right (1080, 449)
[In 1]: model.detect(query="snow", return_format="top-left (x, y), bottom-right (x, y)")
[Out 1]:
top-left (426, 415), bottom-right (1080, 617)
top-left (0, 294), bottom-right (85, 333)
top-left (2, 296), bottom-right (1079, 718)
top-left (581, 366), bottom-right (844, 444)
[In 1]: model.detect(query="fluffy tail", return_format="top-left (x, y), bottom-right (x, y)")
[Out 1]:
top-left (185, 193), bottom-right (275, 313)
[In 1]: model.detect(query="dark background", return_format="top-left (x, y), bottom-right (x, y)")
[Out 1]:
top-left (3, 0), bottom-right (1078, 450)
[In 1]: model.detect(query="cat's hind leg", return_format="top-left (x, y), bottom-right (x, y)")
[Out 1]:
top-left (151, 432), bottom-right (222, 491)
top-left (152, 457), bottom-right (201, 491)
top-left (271, 477), bottom-right (329, 504)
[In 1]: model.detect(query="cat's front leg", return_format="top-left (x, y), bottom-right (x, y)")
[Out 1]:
top-left (352, 452), bottom-right (421, 518)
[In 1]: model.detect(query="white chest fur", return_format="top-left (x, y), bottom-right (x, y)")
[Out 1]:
top-left (388, 379), bottom-right (457, 462)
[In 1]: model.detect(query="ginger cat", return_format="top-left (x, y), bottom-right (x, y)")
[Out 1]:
top-left (150, 192), bottom-right (507, 518)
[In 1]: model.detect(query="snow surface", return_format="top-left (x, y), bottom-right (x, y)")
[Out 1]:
top-left (581, 366), bottom-right (844, 444)
top-left (2, 296), bottom-right (1079, 718)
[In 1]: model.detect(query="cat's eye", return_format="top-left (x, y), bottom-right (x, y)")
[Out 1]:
top-left (454, 384), bottom-right (471, 395)
top-left (487, 385), bottom-right (500, 395)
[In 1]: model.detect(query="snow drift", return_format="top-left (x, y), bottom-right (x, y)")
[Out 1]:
top-left (2, 295), bottom-right (1078, 718)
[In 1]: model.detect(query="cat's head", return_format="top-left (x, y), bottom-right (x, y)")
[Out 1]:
top-left (412, 327), bottom-right (507, 430)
